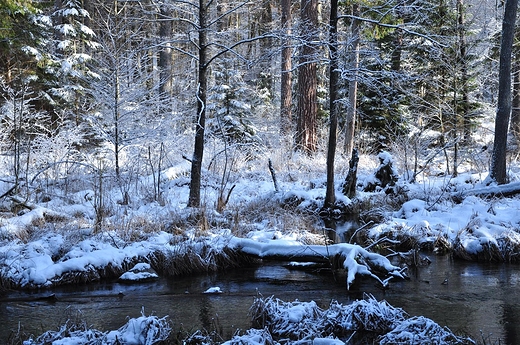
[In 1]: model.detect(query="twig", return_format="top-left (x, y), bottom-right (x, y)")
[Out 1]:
top-left (349, 221), bottom-right (374, 244)
top-left (0, 185), bottom-right (17, 199)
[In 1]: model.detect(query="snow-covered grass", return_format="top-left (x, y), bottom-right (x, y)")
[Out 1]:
top-left (1, 128), bottom-right (520, 344)
top-left (242, 294), bottom-right (474, 344)
top-left (18, 309), bottom-right (171, 345)
top-left (1, 142), bottom-right (520, 288)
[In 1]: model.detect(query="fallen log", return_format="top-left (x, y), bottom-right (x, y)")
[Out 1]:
top-left (228, 237), bottom-right (406, 290)
top-left (1, 195), bottom-right (71, 238)
top-left (454, 181), bottom-right (520, 199)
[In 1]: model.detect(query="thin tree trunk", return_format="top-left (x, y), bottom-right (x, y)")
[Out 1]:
top-left (114, 67), bottom-right (120, 179)
top-left (295, 0), bottom-right (318, 154)
top-left (325, 0), bottom-right (339, 209)
top-left (113, 0), bottom-right (121, 180)
top-left (489, 0), bottom-right (518, 184)
top-left (280, 0), bottom-right (292, 135)
top-left (188, 0), bottom-right (208, 207)
top-left (511, 63), bottom-right (520, 138)
top-left (344, 3), bottom-right (360, 157)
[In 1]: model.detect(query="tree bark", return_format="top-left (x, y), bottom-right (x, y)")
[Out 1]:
top-left (188, 0), bottom-right (208, 207)
top-left (280, 0), bottom-right (293, 135)
top-left (158, 5), bottom-right (173, 97)
top-left (342, 148), bottom-right (358, 199)
top-left (324, 0), bottom-right (339, 209)
top-left (458, 0), bottom-right (471, 144)
top-left (489, 0), bottom-right (518, 184)
top-left (511, 62), bottom-right (520, 138)
top-left (343, 3), bottom-right (360, 157)
top-left (295, 0), bottom-right (318, 154)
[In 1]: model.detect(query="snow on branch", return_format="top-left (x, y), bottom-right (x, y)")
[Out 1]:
top-left (229, 237), bottom-right (406, 289)
top-left (457, 181), bottom-right (520, 199)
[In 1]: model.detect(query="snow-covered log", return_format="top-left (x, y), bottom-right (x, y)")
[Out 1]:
top-left (229, 237), bottom-right (406, 289)
top-left (457, 181), bottom-right (520, 199)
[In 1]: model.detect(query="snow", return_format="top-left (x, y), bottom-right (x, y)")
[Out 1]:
top-left (119, 262), bottom-right (158, 281)
top-left (238, 294), bottom-right (474, 344)
top-left (203, 286), bottom-right (223, 293)
top-left (58, 23), bottom-right (76, 36)
top-left (24, 311), bottom-right (170, 345)
top-left (1, 133), bottom-right (519, 343)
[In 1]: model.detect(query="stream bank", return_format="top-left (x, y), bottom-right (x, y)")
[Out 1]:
top-left (1, 255), bottom-right (519, 344)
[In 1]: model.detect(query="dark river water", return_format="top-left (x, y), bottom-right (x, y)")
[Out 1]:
top-left (0, 254), bottom-right (519, 344)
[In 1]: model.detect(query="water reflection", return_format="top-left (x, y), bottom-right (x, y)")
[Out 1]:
top-left (0, 257), bottom-right (519, 344)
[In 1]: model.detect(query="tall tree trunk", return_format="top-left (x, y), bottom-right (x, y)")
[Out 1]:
top-left (344, 3), bottom-right (360, 157)
top-left (458, 0), bottom-right (471, 144)
top-left (280, 0), bottom-right (292, 135)
top-left (53, 0), bottom-right (64, 57)
top-left (258, 2), bottom-right (273, 93)
top-left (295, 0), bottom-right (318, 154)
top-left (324, 0), bottom-right (339, 209)
top-left (188, 0), bottom-right (208, 207)
top-left (489, 0), bottom-right (518, 184)
top-left (159, 5), bottom-right (173, 97)
top-left (114, 66), bottom-right (121, 179)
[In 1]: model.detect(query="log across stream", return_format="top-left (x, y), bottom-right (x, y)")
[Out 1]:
top-left (231, 237), bottom-right (406, 289)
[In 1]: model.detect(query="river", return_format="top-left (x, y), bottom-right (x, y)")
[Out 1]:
top-left (0, 254), bottom-right (518, 344)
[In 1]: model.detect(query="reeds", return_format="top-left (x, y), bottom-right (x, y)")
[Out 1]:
top-left (149, 244), bottom-right (257, 277)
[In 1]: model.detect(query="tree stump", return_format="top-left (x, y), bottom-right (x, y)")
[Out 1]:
top-left (342, 148), bottom-right (359, 198)
top-left (364, 151), bottom-right (399, 193)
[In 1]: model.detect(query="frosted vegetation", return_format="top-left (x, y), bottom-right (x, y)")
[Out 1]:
top-left (1, 0), bottom-right (518, 342)
top-left (19, 296), bottom-right (476, 345)
top-left (1, 119), bottom-right (519, 343)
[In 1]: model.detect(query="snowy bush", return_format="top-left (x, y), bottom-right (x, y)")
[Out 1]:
top-left (251, 297), bottom-right (324, 341)
top-left (223, 328), bottom-right (276, 345)
top-left (250, 295), bottom-right (474, 344)
top-left (104, 313), bottom-right (171, 345)
top-left (323, 297), bottom-right (406, 336)
top-left (22, 312), bottom-right (171, 345)
top-left (378, 316), bottom-right (474, 345)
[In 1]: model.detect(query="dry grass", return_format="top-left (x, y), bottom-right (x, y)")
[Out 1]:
top-left (230, 195), bottom-right (323, 238)
top-left (149, 244), bottom-right (257, 277)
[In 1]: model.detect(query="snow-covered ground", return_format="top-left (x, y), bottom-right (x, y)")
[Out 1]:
top-left (1, 142), bottom-right (519, 343)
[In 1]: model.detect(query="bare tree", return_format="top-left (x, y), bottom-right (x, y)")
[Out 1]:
top-left (176, 0), bottom-right (272, 207)
top-left (489, 0), bottom-right (518, 184)
top-left (343, 3), bottom-right (360, 157)
top-left (187, 0), bottom-right (209, 207)
top-left (324, 0), bottom-right (339, 208)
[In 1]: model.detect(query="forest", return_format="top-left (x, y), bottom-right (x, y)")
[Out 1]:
top-left (0, 0), bottom-right (516, 210)
top-left (1, 0), bottom-right (520, 344)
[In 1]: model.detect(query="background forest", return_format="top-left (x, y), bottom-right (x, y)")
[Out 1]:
top-left (0, 0), bottom-right (516, 227)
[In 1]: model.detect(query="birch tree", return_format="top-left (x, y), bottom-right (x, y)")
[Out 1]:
top-left (343, 3), bottom-right (360, 157)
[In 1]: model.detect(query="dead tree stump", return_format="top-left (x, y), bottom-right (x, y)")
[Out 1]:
top-left (364, 152), bottom-right (399, 193)
top-left (342, 148), bottom-right (359, 198)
